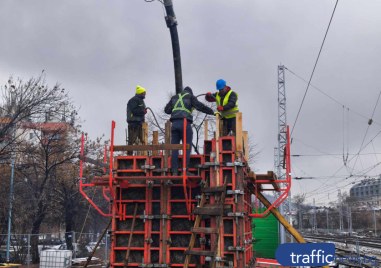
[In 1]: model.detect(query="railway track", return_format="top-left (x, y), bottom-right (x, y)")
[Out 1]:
top-left (303, 234), bottom-right (381, 249)
top-left (303, 234), bottom-right (380, 267)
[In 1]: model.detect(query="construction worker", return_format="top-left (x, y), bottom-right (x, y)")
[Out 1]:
top-left (126, 85), bottom-right (147, 154)
top-left (205, 79), bottom-right (238, 136)
top-left (165, 86), bottom-right (214, 175)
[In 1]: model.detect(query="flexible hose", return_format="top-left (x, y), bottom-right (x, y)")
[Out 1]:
top-left (146, 107), bottom-right (165, 134)
top-left (146, 93), bottom-right (213, 153)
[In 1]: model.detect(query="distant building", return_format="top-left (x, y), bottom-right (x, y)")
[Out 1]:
top-left (350, 177), bottom-right (381, 207)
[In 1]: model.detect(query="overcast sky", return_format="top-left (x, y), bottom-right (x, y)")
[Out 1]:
top-left (1, 0), bottom-right (381, 206)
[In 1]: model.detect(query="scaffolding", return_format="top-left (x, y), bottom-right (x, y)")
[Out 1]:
top-left (79, 113), bottom-right (295, 268)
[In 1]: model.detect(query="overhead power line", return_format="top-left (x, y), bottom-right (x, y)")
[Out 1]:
top-left (291, 0), bottom-right (339, 137)
top-left (285, 67), bottom-right (381, 126)
top-left (349, 89), bottom-right (381, 174)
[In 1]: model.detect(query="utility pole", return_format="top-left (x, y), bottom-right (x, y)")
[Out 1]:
top-left (313, 199), bottom-right (317, 233)
top-left (326, 209), bottom-right (329, 234)
top-left (277, 65), bottom-right (289, 243)
top-left (373, 208), bottom-right (377, 237)
top-left (163, 0), bottom-right (183, 94)
top-left (348, 206), bottom-right (352, 235)
top-left (299, 203), bottom-right (303, 231)
top-left (338, 190), bottom-right (343, 233)
top-left (6, 156), bottom-right (15, 263)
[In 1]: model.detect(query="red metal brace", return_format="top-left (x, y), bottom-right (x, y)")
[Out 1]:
top-left (249, 126), bottom-right (292, 218)
top-left (79, 132), bottom-right (111, 217)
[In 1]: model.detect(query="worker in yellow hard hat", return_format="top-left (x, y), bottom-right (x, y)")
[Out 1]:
top-left (126, 85), bottom-right (147, 154)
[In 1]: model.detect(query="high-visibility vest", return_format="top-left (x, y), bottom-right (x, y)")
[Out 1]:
top-left (216, 90), bottom-right (238, 119)
top-left (172, 92), bottom-right (192, 114)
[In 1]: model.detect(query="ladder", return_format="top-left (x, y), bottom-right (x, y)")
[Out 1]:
top-left (184, 183), bottom-right (227, 268)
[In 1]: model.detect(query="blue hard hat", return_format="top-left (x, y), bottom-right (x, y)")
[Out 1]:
top-left (216, 79), bottom-right (226, 90)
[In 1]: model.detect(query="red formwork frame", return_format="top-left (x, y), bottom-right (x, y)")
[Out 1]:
top-left (249, 125), bottom-right (291, 218)
top-left (79, 121), bottom-right (291, 267)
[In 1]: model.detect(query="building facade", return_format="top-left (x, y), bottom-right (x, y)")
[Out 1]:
top-left (350, 177), bottom-right (381, 207)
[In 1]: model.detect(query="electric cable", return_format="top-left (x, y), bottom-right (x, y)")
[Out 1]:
top-left (285, 67), bottom-right (381, 126)
top-left (291, 0), bottom-right (339, 137)
top-left (146, 107), bottom-right (165, 134)
top-left (349, 89), bottom-right (381, 174)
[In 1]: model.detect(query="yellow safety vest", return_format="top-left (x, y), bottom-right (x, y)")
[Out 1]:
top-left (216, 90), bottom-right (239, 119)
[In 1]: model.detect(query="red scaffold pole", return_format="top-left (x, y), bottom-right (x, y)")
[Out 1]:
top-left (79, 133), bottom-right (111, 217)
top-left (182, 118), bottom-right (190, 214)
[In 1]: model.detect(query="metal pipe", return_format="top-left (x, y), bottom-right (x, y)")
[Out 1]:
top-left (6, 157), bottom-right (15, 263)
top-left (164, 0), bottom-right (183, 94)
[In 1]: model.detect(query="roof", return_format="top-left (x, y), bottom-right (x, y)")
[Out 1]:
top-left (0, 117), bottom-right (12, 124)
top-left (20, 122), bottom-right (72, 132)
top-left (351, 177), bottom-right (381, 189)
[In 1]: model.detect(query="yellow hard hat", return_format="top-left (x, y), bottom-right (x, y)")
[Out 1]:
top-left (136, 85), bottom-right (146, 95)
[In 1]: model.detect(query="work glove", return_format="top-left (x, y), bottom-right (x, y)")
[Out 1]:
top-left (205, 92), bottom-right (215, 102)
top-left (217, 106), bottom-right (224, 111)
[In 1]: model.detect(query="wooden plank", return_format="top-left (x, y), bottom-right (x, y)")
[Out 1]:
top-left (243, 131), bottom-right (249, 160)
top-left (113, 144), bottom-right (189, 151)
top-left (184, 250), bottom-right (215, 257)
top-left (201, 186), bottom-right (226, 194)
top-left (193, 206), bottom-right (223, 216)
top-left (214, 113), bottom-right (222, 261)
top-left (191, 227), bottom-right (219, 234)
top-left (142, 122), bottom-right (148, 156)
top-left (235, 112), bottom-right (243, 152)
top-left (257, 191), bottom-right (306, 243)
top-left (152, 131), bottom-right (159, 156)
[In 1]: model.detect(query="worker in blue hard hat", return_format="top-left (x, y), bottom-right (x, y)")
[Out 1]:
top-left (205, 79), bottom-right (239, 136)
top-left (165, 86), bottom-right (215, 176)
top-left (126, 85), bottom-right (147, 154)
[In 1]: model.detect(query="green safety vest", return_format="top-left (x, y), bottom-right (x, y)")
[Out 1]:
top-left (172, 92), bottom-right (192, 114)
top-left (216, 90), bottom-right (239, 119)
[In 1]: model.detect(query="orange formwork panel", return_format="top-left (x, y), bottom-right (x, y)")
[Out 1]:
top-left (79, 120), bottom-right (292, 268)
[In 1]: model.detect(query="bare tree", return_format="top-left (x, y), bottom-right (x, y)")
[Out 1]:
top-left (293, 193), bottom-right (306, 229)
top-left (0, 73), bottom-right (72, 160)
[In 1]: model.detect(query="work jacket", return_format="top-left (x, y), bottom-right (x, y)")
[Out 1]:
top-left (126, 94), bottom-right (146, 125)
top-left (164, 87), bottom-right (214, 123)
top-left (206, 87), bottom-right (239, 119)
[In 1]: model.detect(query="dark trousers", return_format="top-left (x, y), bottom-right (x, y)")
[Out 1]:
top-left (222, 117), bottom-right (236, 136)
top-left (128, 124), bottom-right (143, 155)
top-left (171, 119), bottom-right (193, 173)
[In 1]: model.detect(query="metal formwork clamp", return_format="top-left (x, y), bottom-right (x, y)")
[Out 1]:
top-left (196, 162), bottom-right (220, 169)
top-left (227, 189), bottom-right (244, 203)
top-left (140, 214), bottom-right (171, 222)
top-left (227, 246), bottom-right (245, 252)
top-left (225, 161), bottom-right (245, 173)
top-left (227, 212), bottom-right (246, 225)
top-left (153, 168), bottom-right (169, 173)
top-left (146, 180), bottom-right (154, 188)
top-left (141, 165), bottom-right (156, 172)
top-left (205, 256), bottom-right (224, 262)
top-left (139, 264), bottom-right (169, 268)
top-left (227, 212), bottom-right (245, 218)
top-left (145, 237), bottom-right (153, 244)
top-left (245, 238), bottom-right (255, 245)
